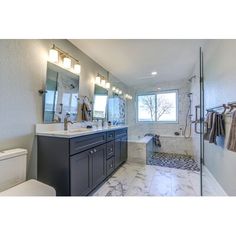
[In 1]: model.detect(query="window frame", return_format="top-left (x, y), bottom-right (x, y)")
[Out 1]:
top-left (136, 89), bottom-right (179, 124)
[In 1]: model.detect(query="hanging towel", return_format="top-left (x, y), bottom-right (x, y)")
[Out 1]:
top-left (208, 112), bottom-right (225, 144)
top-left (227, 110), bottom-right (236, 152)
top-left (206, 112), bottom-right (214, 129)
top-left (145, 133), bottom-right (161, 147)
top-left (204, 112), bottom-right (214, 140)
top-left (81, 96), bottom-right (92, 121)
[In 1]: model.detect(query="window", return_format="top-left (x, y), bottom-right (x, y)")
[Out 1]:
top-left (93, 95), bottom-right (108, 119)
top-left (137, 90), bottom-right (178, 123)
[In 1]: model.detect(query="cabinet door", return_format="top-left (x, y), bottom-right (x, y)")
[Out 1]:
top-left (70, 150), bottom-right (92, 196)
top-left (115, 137), bottom-right (122, 168)
top-left (91, 144), bottom-right (107, 188)
top-left (121, 135), bottom-right (128, 163)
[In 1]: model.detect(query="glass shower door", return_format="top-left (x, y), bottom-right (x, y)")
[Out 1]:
top-left (190, 47), bottom-right (204, 196)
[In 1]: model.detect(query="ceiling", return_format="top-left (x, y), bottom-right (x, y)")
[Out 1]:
top-left (70, 39), bottom-right (206, 87)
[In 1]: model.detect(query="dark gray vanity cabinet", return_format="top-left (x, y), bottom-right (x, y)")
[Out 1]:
top-left (114, 128), bottom-right (128, 168)
top-left (37, 127), bottom-right (128, 196)
top-left (70, 150), bottom-right (92, 196)
top-left (70, 144), bottom-right (106, 196)
top-left (121, 135), bottom-right (128, 163)
top-left (90, 144), bottom-right (107, 188)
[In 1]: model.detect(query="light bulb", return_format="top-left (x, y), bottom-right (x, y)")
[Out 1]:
top-left (95, 75), bottom-right (101, 84)
top-left (105, 82), bottom-right (110, 89)
top-left (118, 90), bottom-right (122, 95)
top-left (49, 48), bottom-right (58, 63)
top-left (63, 57), bottom-right (72, 69)
top-left (74, 64), bottom-right (81, 74)
top-left (101, 79), bottom-right (106, 87)
top-left (112, 86), bottom-right (116, 91)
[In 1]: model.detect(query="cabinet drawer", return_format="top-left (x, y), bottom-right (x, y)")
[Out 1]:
top-left (107, 141), bottom-right (115, 159)
top-left (106, 156), bottom-right (115, 176)
top-left (107, 131), bottom-right (115, 141)
top-left (115, 128), bottom-right (127, 139)
top-left (70, 132), bottom-right (106, 155)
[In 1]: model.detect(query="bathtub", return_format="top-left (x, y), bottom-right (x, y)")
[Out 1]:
top-left (128, 135), bottom-right (154, 164)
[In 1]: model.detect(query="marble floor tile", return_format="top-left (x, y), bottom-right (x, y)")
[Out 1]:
top-left (93, 162), bottom-right (221, 196)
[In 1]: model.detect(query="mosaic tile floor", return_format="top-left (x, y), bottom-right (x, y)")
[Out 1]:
top-left (93, 162), bottom-right (201, 196)
top-left (147, 152), bottom-right (200, 172)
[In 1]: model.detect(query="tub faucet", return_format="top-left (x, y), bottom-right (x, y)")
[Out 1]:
top-left (64, 113), bottom-right (73, 131)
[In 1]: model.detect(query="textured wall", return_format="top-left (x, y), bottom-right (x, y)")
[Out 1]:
top-left (127, 79), bottom-right (193, 155)
top-left (0, 39), bottom-right (129, 179)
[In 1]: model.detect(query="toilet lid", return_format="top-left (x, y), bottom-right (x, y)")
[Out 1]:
top-left (0, 179), bottom-right (56, 196)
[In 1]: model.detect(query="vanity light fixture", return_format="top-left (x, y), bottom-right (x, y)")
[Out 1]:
top-left (101, 79), bottom-right (106, 87)
top-left (125, 94), bottom-right (132, 100)
top-left (74, 63), bottom-right (81, 74)
top-left (96, 73), bottom-right (111, 89)
top-left (63, 57), bottom-right (72, 69)
top-left (105, 82), bottom-right (111, 89)
top-left (48, 44), bottom-right (81, 74)
top-left (95, 75), bottom-right (101, 84)
top-left (49, 45), bottom-right (59, 63)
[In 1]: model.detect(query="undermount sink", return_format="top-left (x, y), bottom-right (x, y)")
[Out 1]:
top-left (68, 128), bottom-right (91, 133)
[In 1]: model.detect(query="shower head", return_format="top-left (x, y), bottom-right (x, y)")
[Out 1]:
top-left (187, 93), bottom-right (193, 97)
top-left (188, 75), bottom-right (197, 82)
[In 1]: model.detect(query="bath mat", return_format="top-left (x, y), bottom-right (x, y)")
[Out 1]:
top-left (147, 152), bottom-right (200, 171)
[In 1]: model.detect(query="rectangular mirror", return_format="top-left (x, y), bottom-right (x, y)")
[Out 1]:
top-left (93, 84), bottom-right (108, 119)
top-left (43, 62), bottom-right (80, 123)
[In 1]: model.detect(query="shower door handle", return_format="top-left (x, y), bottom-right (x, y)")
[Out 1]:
top-left (192, 105), bottom-right (201, 134)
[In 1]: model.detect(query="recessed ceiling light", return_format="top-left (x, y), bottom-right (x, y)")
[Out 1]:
top-left (157, 87), bottom-right (161, 90)
top-left (151, 71), bottom-right (157, 75)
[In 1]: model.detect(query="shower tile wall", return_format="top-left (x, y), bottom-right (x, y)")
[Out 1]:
top-left (127, 79), bottom-right (193, 155)
top-left (159, 137), bottom-right (193, 155)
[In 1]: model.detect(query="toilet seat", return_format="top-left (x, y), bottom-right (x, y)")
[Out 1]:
top-left (0, 179), bottom-right (56, 196)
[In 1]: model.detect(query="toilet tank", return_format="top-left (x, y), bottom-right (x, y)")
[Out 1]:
top-left (0, 148), bottom-right (27, 192)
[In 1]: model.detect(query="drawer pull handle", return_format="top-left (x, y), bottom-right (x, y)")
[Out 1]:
top-left (90, 150), bottom-right (94, 154)
top-left (94, 149), bottom-right (97, 153)
top-left (109, 134), bottom-right (113, 137)
top-left (110, 148), bottom-right (113, 151)
top-left (110, 164), bottom-right (113, 168)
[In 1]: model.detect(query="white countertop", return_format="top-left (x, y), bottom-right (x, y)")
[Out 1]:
top-left (36, 124), bottom-right (128, 138)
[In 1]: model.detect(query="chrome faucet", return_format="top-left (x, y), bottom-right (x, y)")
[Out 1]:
top-left (64, 113), bottom-right (73, 131)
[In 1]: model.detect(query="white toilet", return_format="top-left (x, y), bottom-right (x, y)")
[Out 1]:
top-left (0, 148), bottom-right (56, 196)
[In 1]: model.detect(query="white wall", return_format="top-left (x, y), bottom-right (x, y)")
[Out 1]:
top-left (0, 39), bottom-right (129, 179)
top-left (127, 79), bottom-right (193, 155)
top-left (202, 40), bottom-right (236, 195)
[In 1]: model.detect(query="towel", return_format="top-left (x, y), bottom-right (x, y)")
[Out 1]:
top-left (204, 112), bottom-right (214, 140)
top-left (145, 133), bottom-right (161, 147)
top-left (208, 112), bottom-right (225, 144)
top-left (81, 97), bottom-right (92, 121)
top-left (206, 112), bottom-right (214, 129)
top-left (227, 110), bottom-right (236, 152)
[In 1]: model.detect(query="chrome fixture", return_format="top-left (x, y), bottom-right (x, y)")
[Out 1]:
top-left (183, 92), bottom-right (193, 138)
top-left (64, 113), bottom-right (73, 131)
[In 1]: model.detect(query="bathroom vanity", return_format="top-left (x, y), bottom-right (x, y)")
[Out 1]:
top-left (37, 126), bottom-right (128, 196)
